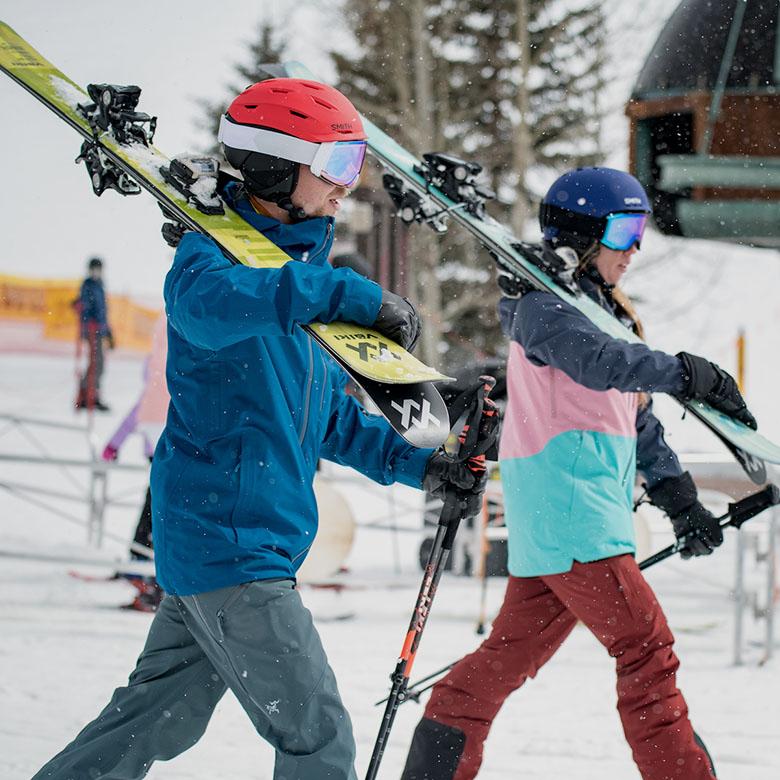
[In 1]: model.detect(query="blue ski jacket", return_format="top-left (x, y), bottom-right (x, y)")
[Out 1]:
top-left (151, 184), bottom-right (433, 595)
top-left (498, 265), bottom-right (686, 576)
top-left (78, 277), bottom-right (110, 338)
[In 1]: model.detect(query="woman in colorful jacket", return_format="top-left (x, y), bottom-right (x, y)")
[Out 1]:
top-left (401, 167), bottom-right (756, 780)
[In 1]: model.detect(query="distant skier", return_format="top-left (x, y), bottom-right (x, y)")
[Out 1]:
top-left (74, 255), bottom-right (114, 411)
top-left (401, 167), bottom-right (756, 780)
top-left (33, 79), bottom-right (486, 780)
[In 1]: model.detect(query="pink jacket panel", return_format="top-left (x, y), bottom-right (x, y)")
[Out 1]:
top-left (499, 341), bottom-right (638, 461)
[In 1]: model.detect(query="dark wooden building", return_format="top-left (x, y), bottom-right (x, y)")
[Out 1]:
top-left (626, 0), bottom-right (780, 247)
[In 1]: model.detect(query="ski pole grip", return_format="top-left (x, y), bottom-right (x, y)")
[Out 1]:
top-left (727, 483), bottom-right (780, 530)
top-left (436, 377), bottom-right (498, 541)
top-left (439, 492), bottom-right (464, 531)
top-left (441, 510), bottom-right (463, 550)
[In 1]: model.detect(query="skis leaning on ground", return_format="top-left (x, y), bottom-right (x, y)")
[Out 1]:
top-left (279, 60), bottom-right (780, 486)
top-left (0, 21), bottom-right (452, 450)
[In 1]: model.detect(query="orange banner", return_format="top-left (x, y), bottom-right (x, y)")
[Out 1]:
top-left (0, 273), bottom-right (160, 353)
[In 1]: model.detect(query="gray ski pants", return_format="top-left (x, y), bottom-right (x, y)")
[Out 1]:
top-left (32, 579), bottom-right (357, 780)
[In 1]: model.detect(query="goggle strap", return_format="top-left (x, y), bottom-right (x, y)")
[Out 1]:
top-left (310, 142), bottom-right (337, 178)
top-left (540, 203), bottom-right (606, 238)
top-left (218, 116), bottom-right (319, 167)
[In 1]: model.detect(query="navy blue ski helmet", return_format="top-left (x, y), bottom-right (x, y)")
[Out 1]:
top-left (540, 167), bottom-right (651, 253)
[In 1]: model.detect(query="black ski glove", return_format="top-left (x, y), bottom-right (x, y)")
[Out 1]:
top-left (423, 449), bottom-right (487, 520)
top-left (674, 351), bottom-right (757, 430)
top-left (646, 471), bottom-right (723, 558)
top-left (372, 290), bottom-right (422, 352)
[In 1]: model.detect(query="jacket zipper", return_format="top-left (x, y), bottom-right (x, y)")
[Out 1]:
top-left (298, 337), bottom-right (315, 445)
top-left (291, 543), bottom-right (313, 565)
top-left (298, 220), bottom-right (332, 444)
top-left (317, 349), bottom-right (328, 413)
top-left (307, 222), bottom-right (333, 265)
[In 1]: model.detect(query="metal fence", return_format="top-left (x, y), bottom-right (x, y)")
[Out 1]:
top-left (0, 412), bottom-right (152, 560)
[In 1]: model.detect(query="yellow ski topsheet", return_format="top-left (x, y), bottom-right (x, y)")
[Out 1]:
top-left (0, 21), bottom-right (449, 385)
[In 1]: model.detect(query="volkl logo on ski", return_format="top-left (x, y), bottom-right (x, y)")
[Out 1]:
top-left (345, 339), bottom-right (402, 363)
top-left (390, 397), bottom-right (440, 431)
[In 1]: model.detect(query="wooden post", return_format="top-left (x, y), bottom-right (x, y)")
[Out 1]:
top-left (737, 328), bottom-right (746, 393)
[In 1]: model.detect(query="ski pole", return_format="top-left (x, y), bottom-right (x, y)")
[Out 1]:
top-left (638, 483), bottom-right (780, 570)
top-left (475, 494), bottom-right (490, 635)
top-left (393, 483), bottom-right (780, 708)
top-left (373, 662), bottom-right (455, 706)
top-left (365, 377), bottom-right (498, 780)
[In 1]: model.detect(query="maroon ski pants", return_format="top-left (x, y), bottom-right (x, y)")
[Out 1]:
top-left (424, 555), bottom-right (715, 780)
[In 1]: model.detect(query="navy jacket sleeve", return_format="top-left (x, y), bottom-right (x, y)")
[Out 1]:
top-left (319, 362), bottom-right (433, 488)
top-left (635, 400), bottom-right (683, 488)
top-left (165, 232), bottom-right (382, 351)
top-left (79, 278), bottom-right (109, 335)
top-left (79, 280), bottom-right (93, 321)
top-left (500, 293), bottom-right (686, 395)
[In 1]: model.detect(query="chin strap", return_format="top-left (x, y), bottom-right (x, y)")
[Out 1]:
top-left (276, 196), bottom-right (309, 223)
top-left (247, 190), bottom-right (309, 224)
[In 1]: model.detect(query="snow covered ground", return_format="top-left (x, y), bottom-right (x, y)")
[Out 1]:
top-left (1, 354), bottom-right (779, 780)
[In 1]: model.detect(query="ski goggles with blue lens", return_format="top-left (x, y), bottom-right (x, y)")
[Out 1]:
top-left (312, 140), bottom-right (367, 188)
top-left (218, 116), bottom-right (367, 188)
top-left (600, 213), bottom-right (648, 251)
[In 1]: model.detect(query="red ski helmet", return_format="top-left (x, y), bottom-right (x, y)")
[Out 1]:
top-left (219, 78), bottom-right (367, 219)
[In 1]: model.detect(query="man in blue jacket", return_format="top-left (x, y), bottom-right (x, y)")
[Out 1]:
top-left (75, 256), bottom-right (114, 411)
top-left (33, 80), bottom-right (486, 780)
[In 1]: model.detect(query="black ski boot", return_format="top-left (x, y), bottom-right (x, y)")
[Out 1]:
top-left (694, 731), bottom-right (717, 778)
top-left (121, 576), bottom-right (163, 613)
top-left (401, 717), bottom-right (466, 780)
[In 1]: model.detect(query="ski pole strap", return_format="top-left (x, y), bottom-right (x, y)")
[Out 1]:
top-left (436, 377), bottom-right (499, 528)
top-left (639, 483), bottom-right (780, 570)
top-left (445, 375), bottom-right (500, 462)
top-left (375, 661), bottom-right (456, 707)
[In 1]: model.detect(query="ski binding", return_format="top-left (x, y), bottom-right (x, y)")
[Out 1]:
top-left (160, 155), bottom-right (225, 216)
top-left (509, 242), bottom-right (580, 295)
top-left (417, 152), bottom-right (494, 218)
top-left (383, 171), bottom-right (449, 232)
top-left (75, 139), bottom-right (140, 196)
top-left (77, 83), bottom-right (156, 144)
top-left (74, 83), bottom-right (157, 197)
top-left (382, 152), bottom-right (494, 232)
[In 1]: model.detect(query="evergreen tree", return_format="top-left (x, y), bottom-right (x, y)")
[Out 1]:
top-left (333, 0), bottom-right (607, 369)
top-left (195, 22), bottom-right (288, 156)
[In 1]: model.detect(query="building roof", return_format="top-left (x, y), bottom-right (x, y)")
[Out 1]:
top-left (632, 0), bottom-right (779, 99)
